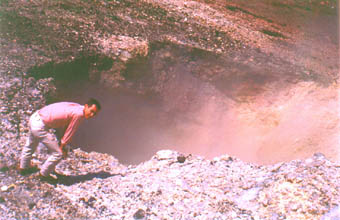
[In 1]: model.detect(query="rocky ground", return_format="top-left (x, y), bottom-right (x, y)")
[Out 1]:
top-left (0, 0), bottom-right (339, 219)
top-left (1, 149), bottom-right (340, 219)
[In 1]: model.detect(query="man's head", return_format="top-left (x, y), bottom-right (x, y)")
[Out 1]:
top-left (84, 98), bottom-right (101, 119)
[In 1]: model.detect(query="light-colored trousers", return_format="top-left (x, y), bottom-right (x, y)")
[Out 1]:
top-left (20, 111), bottom-right (63, 176)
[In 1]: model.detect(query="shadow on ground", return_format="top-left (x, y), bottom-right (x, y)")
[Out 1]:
top-left (56, 171), bottom-right (121, 186)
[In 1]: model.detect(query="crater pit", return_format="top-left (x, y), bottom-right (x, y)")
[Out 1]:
top-left (28, 42), bottom-right (340, 165)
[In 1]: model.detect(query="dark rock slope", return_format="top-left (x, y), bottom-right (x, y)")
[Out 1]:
top-left (0, 0), bottom-right (339, 219)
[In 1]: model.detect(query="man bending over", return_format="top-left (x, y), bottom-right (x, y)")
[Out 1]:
top-left (19, 98), bottom-right (101, 181)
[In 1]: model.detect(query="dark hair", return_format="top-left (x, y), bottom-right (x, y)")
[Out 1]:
top-left (86, 98), bottom-right (101, 111)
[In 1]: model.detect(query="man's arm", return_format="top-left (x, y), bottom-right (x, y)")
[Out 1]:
top-left (60, 115), bottom-right (83, 157)
top-left (59, 142), bottom-right (68, 159)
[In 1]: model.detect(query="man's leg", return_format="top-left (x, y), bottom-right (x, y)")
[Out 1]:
top-left (39, 132), bottom-right (63, 177)
top-left (20, 112), bottom-right (42, 170)
top-left (19, 130), bottom-right (39, 169)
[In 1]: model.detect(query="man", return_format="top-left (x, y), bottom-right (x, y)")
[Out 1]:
top-left (19, 98), bottom-right (101, 181)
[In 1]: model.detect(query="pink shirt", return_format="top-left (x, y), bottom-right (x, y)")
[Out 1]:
top-left (38, 102), bottom-right (85, 145)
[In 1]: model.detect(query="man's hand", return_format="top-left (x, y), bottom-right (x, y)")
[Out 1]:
top-left (59, 143), bottom-right (68, 159)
